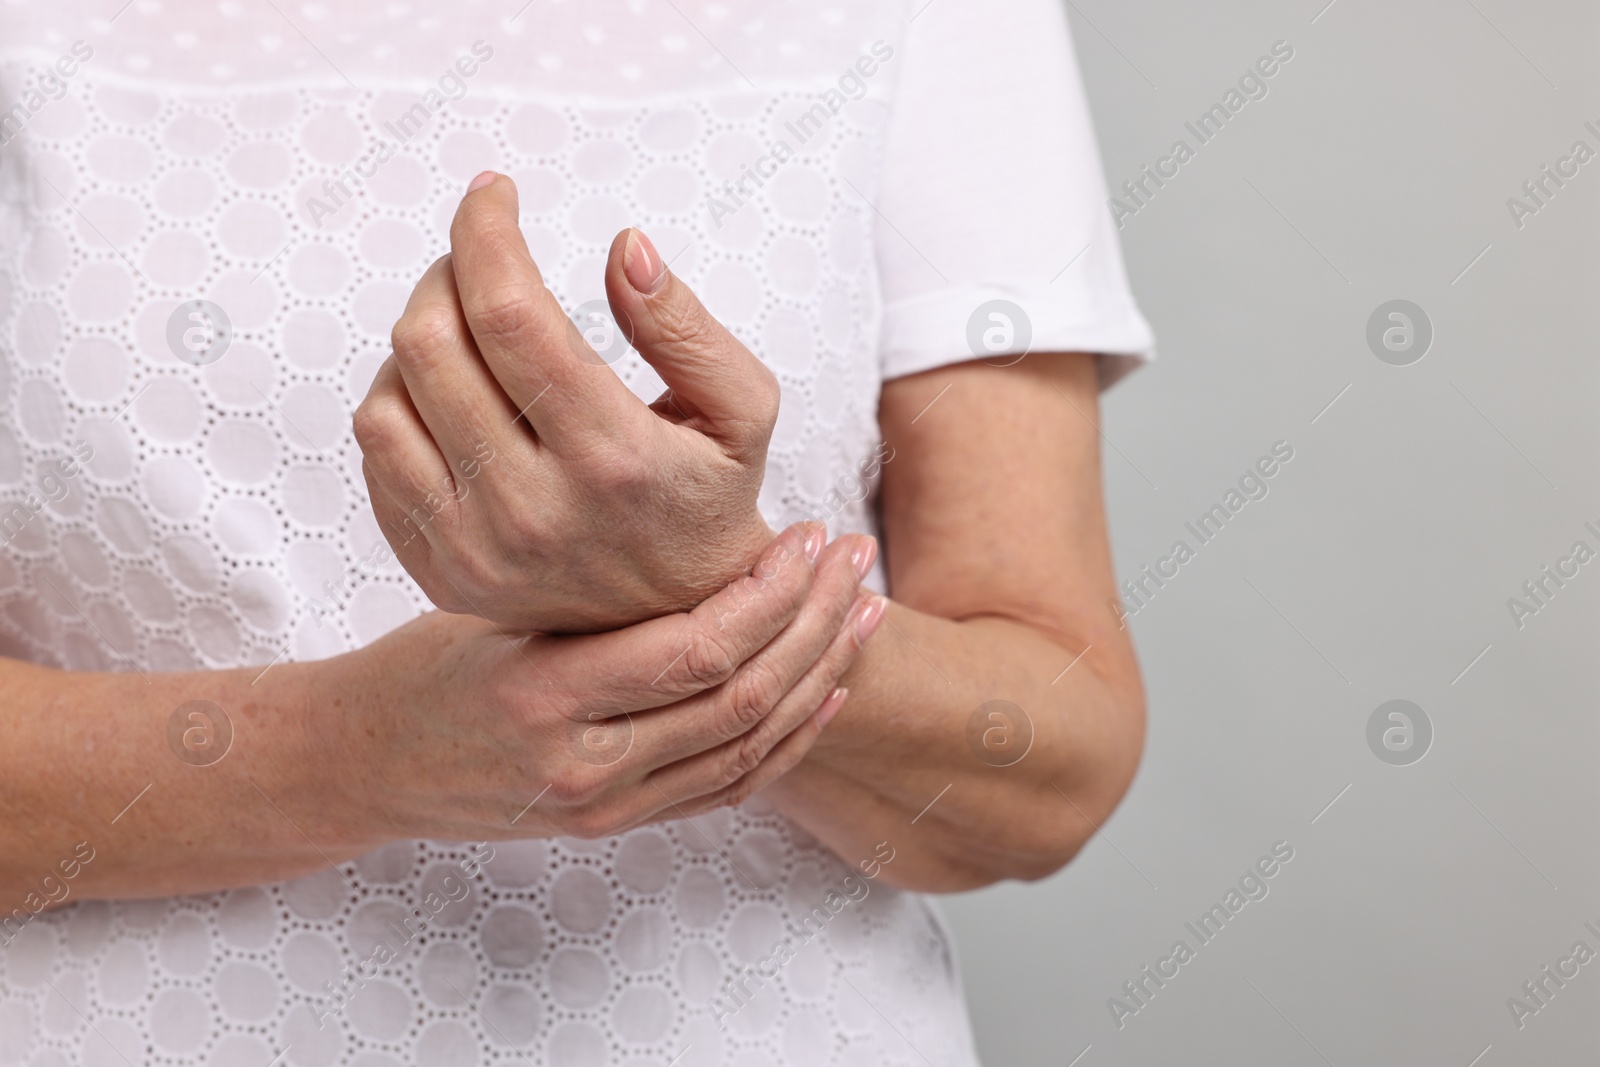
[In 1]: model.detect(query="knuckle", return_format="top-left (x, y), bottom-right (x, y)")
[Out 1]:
top-left (487, 498), bottom-right (547, 552)
top-left (679, 621), bottom-right (741, 690)
top-left (546, 765), bottom-right (602, 809)
top-left (718, 731), bottom-right (767, 791)
top-left (648, 293), bottom-right (718, 349)
top-left (585, 446), bottom-right (652, 494)
top-left (390, 309), bottom-right (457, 367)
top-left (351, 396), bottom-right (404, 452)
top-left (465, 284), bottom-right (541, 345)
top-left (722, 657), bottom-right (786, 731)
top-left (722, 772), bottom-right (763, 810)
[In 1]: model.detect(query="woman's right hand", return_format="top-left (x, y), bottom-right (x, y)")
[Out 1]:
top-left (321, 522), bottom-right (886, 846)
top-left (354, 175), bottom-right (786, 636)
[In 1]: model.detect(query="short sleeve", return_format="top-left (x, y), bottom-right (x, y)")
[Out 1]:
top-left (875, 0), bottom-right (1155, 387)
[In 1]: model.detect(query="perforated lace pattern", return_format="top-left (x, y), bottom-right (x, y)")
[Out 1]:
top-left (0, 2), bottom-right (978, 1064)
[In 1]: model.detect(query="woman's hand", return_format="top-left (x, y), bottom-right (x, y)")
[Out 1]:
top-left (324, 523), bottom-right (886, 845)
top-left (353, 171), bottom-right (783, 634)
top-left (0, 523), bottom-right (882, 903)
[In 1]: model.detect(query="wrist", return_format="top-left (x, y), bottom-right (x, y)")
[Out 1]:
top-left (262, 652), bottom-right (396, 854)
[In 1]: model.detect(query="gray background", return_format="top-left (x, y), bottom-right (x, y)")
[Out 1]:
top-left (941, 1), bottom-right (1600, 1064)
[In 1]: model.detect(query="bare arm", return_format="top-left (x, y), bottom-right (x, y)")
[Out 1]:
top-left (762, 354), bottom-right (1146, 891)
top-left (0, 656), bottom-right (354, 904)
top-left (0, 526), bottom-right (877, 906)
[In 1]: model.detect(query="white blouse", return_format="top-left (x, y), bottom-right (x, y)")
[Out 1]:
top-left (0, 1), bottom-right (1152, 1064)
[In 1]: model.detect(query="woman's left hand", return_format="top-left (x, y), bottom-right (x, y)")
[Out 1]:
top-left (353, 172), bottom-right (786, 634)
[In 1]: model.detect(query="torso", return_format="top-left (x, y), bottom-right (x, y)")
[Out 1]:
top-left (0, 2), bottom-right (980, 1064)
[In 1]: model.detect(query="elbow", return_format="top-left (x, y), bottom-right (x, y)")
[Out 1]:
top-left (888, 643), bottom-right (1148, 893)
top-left (1000, 656), bottom-right (1148, 885)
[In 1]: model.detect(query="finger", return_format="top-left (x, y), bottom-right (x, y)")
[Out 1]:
top-left (602, 684), bottom-right (847, 837)
top-left (604, 228), bottom-right (780, 462)
top-left (537, 521), bottom-right (827, 716)
top-left (627, 679), bottom-right (852, 830)
top-left (661, 691), bottom-right (841, 822)
top-left (389, 254), bottom-right (528, 470)
top-left (353, 358), bottom-right (456, 519)
top-left (642, 557), bottom-right (882, 807)
top-left (627, 535), bottom-right (873, 769)
top-left (699, 598), bottom-right (876, 806)
top-left (450, 172), bottom-right (642, 445)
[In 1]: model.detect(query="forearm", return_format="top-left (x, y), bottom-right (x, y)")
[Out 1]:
top-left (761, 603), bottom-right (1144, 892)
top-left (0, 655), bottom-right (379, 904)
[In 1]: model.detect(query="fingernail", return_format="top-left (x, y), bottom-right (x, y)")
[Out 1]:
top-left (851, 537), bottom-right (878, 580)
top-left (854, 595), bottom-right (887, 643)
top-left (816, 687), bottom-right (848, 729)
top-left (467, 170), bottom-right (498, 193)
top-left (624, 228), bottom-right (667, 295)
top-left (803, 524), bottom-right (825, 566)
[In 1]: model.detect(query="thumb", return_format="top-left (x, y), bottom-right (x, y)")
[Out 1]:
top-left (603, 227), bottom-right (779, 461)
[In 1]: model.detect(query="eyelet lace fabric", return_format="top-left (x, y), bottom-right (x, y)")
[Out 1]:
top-left (0, 2), bottom-right (982, 1065)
